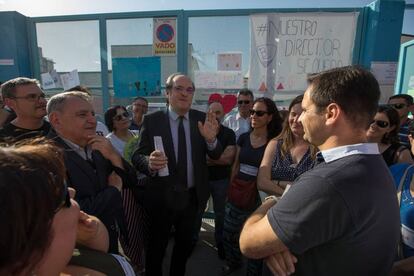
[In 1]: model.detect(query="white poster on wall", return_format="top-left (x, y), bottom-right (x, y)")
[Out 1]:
top-left (249, 12), bottom-right (359, 96)
top-left (60, 69), bottom-right (80, 91)
top-left (194, 71), bottom-right (243, 89)
top-left (217, 52), bottom-right (242, 71)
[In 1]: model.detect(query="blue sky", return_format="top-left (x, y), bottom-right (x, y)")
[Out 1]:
top-left (0, 0), bottom-right (413, 34)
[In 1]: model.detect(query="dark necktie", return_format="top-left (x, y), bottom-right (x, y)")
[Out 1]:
top-left (177, 116), bottom-right (188, 189)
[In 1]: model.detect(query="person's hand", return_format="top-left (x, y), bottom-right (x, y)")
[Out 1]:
top-left (87, 135), bottom-right (121, 165)
top-left (409, 134), bottom-right (414, 156)
top-left (265, 250), bottom-right (297, 276)
top-left (76, 211), bottom-right (100, 244)
top-left (149, 150), bottom-right (168, 171)
top-left (198, 110), bottom-right (219, 143)
top-left (107, 171), bottom-right (122, 191)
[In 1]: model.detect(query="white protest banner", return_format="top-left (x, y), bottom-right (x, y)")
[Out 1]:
top-left (370, 62), bottom-right (397, 85)
top-left (60, 69), bottom-right (80, 91)
top-left (249, 12), bottom-right (358, 96)
top-left (50, 69), bottom-right (62, 88)
top-left (153, 18), bottom-right (177, 56)
top-left (41, 72), bottom-right (56, 90)
top-left (217, 53), bottom-right (242, 71)
top-left (194, 71), bottom-right (244, 89)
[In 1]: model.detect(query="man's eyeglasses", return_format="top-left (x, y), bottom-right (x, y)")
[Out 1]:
top-left (250, 110), bottom-right (269, 117)
top-left (371, 120), bottom-right (390, 128)
top-left (55, 179), bottom-right (71, 213)
top-left (133, 103), bottom-right (148, 109)
top-left (238, 100), bottom-right (251, 105)
top-left (389, 103), bottom-right (407, 110)
top-left (173, 86), bottom-right (195, 94)
top-left (10, 92), bottom-right (46, 102)
top-left (113, 111), bottom-right (130, 121)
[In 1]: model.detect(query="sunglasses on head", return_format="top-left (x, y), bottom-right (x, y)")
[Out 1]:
top-left (390, 103), bottom-right (407, 110)
top-left (250, 109), bottom-right (269, 117)
top-left (55, 179), bottom-right (71, 213)
top-left (113, 111), bottom-right (129, 121)
top-left (371, 120), bottom-right (390, 128)
top-left (238, 100), bottom-right (251, 105)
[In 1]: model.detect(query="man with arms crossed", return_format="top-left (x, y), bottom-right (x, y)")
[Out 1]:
top-left (239, 66), bottom-right (400, 275)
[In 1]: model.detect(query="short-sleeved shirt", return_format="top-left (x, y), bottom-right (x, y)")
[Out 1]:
top-left (0, 120), bottom-right (50, 142)
top-left (237, 132), bottom-right (267, 181)
top-left (208, 125), bottom-right (236, 181)
top-left (267, 144), bottom-right (400, 275)
top-left (223, 113), bottom-right (251, 141)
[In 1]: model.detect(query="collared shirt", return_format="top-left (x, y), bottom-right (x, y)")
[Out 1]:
top-left (320, 143), bottom-right (380, 163)
top-left (168, 107), bottom-right (194, 188)
top-left (222, 112), bottom-right (251, 141)
top-left (60, 136), bottom-right (92, 161)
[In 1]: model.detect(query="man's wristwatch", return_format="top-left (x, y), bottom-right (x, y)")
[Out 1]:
top-left (264, 195), bottom-right (279, 202)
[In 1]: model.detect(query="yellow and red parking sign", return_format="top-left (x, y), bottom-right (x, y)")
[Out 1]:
top-left (153, 18), bottom-right (177, 56)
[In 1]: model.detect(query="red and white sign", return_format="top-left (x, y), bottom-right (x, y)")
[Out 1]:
top-left (153, 18), bottom-right (177, 56)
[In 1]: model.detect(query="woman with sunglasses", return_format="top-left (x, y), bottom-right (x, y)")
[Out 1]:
top-left (223, 97), bottom-right (282, 275)
top-left (257, 95), bottom-right (316, 198)
top-left (105, 105), bottom-right (146, 273)
top-left (0, 140), bottom-right (135, 275)
top-left (366, 105), bottom-right (413, 166)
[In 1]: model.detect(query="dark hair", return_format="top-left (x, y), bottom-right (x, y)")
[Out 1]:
top-left (65, 85), bottom-right (92, 95)
top-left (389, 94), bottom-right (413, 106)
top-left (378, 105), bottom-right (401, 144)
top-left (104, 105), bottom-right (127, 132)
top-left (253, 97), bottom-right (283, 141)
top-left (133, 97), bottom-right (148, 104)
top-left (307, 65), bottom-right (380, 128)
top-left (237, 88), bottom-right (254, 100)
top-left (0, 140), bottom-right (66, 275)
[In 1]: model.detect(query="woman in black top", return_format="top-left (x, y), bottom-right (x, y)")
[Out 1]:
top-left (366, 105), bottom-right (413, 166)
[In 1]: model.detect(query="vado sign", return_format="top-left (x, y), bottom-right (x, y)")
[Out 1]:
top-left (153, 18), bottom-right (177, 56)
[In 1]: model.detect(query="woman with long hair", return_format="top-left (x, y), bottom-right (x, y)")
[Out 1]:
top-left (258, 95), bottom-right (316, 197)
top-left (366, 105), bottom-right (413, 166)
top-left (223, 97), bottom-right (282, 275)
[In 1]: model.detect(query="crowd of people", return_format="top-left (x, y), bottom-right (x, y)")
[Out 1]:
top-left (1, 66), bottom-right (414, 275)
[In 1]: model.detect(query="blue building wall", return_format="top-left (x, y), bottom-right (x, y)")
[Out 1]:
top-left (0, 11), bottom-right (31, 82)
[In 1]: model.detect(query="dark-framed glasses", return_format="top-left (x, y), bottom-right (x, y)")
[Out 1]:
top-left (113, 111), bottom-right (130, 121)
top-left (173, 86), bottom-right (195, 94)
top-left (390, 103), bottom-right (407, 110)
top-left (249, 110), bottom-right (269, 117)
top-left (10, 92), bottom-right (46, 102)
top-left (371, 120), bottom-right (390, 128)
top-left (55, 179), bottom-right (71, 213)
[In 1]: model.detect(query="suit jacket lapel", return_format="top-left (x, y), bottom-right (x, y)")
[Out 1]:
top-left (189, 110), bottom-right (199, 168)
top-left (163, 110), bottom-right (177, 166)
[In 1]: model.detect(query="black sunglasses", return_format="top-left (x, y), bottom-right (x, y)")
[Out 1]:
top-left (250, 109), bottom-right (269, 117)
top-left (55, 179), bottom-right (71, 213)
top-left (371, 120), bottom-right (390, 128)
top-left (390, 103), bottom-right (407, 110)
top-left (238, 100), bottom-right (251, 105)
top-left (113, 111), bottom-right (130, 121)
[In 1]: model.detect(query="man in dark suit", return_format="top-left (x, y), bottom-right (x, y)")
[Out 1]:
top-left (132, 73), bottom-right (223, 276)
top-left (47, 91), bottom-right (136, 253)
